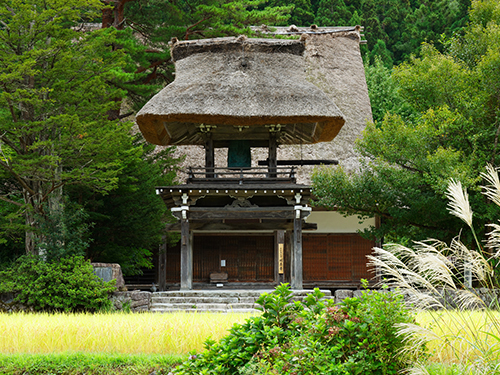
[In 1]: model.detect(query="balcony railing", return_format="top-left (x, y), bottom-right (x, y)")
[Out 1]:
top-left (187, 166), bottom-right (296, 184)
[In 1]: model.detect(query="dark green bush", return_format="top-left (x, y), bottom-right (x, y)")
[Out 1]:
top-left (173, 284), bottom-right (425, 375)
top-left (0, 255), bottom-right (115, 312)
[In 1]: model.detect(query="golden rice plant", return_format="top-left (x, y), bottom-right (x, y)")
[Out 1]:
top-left (0, 312), bottom-right (252, 355)
top-left (368, 164), bottom-right (500, 375)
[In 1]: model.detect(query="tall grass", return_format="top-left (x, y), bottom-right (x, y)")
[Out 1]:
top-left (0, 312), bottom-right (252, 355)
top-left (368, 165), bottom-right (500, 374)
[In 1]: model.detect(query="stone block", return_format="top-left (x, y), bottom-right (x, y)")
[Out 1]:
top-left (335, 290), bottom-right (353, 303)
top-left (92, 263), bottom-right (126, 290)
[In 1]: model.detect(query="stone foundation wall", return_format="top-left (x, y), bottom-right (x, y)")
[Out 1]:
top-left (334, 288), bottom-right (500, 309)
top-left (0, 291), bottom-right (151, 313)
top-left (0, 293), bottom-right (27, 313)
top-left (110, 291), bottom-right (152, 312)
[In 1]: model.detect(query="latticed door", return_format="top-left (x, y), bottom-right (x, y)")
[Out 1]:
top-left (193, 234), bottom-right (274, 282)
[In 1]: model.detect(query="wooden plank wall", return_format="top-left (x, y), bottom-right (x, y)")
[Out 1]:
top-left (303, 233), bottom-right (374, 282)
top-left (166, 233), bottom-right (374, 284)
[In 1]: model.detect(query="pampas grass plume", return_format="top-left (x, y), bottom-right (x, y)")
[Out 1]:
top-left (446, 179), bottom-right (473, 228)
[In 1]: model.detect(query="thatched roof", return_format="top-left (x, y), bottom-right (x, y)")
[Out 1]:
top-left (166, 28), bottom-right (373, 184)
top-left (136, 37), bottom-right (345, 146)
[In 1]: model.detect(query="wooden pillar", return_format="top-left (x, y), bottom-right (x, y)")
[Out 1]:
top-left (285, 230), bottom-right (292, 284)
top-left (291, 211), bottom-right (303, 290)
top-left (158, 235), bottom-right (167, 291)
top-left (180, 218), bottom-right (192, 290)
top-left (269, 132), bottom-right (277, 178)
top-left (274, 230), bottom-right (285, 284)
top-left (205, 133), bottom-right (214, 178)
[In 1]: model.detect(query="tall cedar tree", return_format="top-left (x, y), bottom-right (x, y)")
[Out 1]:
top-left (0, 0), bottom-right (136, 255)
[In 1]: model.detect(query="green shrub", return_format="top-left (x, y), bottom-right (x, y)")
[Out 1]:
top-left (172, 284), bottom-right (424, 375)
top-left (0, 255), bottom-right (115, 312)
top-left (0, 353), bottom-right (183, 375)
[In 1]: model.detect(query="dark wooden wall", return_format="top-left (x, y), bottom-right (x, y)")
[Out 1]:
top-left (303, 233), bottom-right (374, 283)
top-left (166, 233), bottom-right (374, 285)
top-left (166, 234), bottom-right (274, 283)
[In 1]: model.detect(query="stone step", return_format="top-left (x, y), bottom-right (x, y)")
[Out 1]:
top-left (153, 290), bottom-right (273, 298)
top-left (151, 308), bottom-right (260, 314)
top-left (151, 308), bottom-right (229, 313)
top-left (149, 289), bottom-right (333, 313)
top-left (152, 302), bottom-right (229, 310)
top-left (152, 302), bottom-right (256, 310)
top-left (153, 289), bottom-right (332, 298)
top-left (227, 303), bottom-right (257, 309)
top-left (151, 296), bottom-right (243, 304)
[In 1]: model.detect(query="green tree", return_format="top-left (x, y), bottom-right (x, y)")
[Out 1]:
top-left (0, 0), bottom-right (136, 254)
top-left (314, 0), bottom-right (352, 26)
top-left (266, 0), bottom-right (314, 26)
top-left (99, 0), bottom-right (293, 97)
top-left (364, 56), bottom-right (415, 123)
top-left (312, 0), bottom-right (500, 245)
top-left (68, 138), bottom-right (181, 275)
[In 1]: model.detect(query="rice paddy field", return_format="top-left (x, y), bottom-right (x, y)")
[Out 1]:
top-left (0, 311), bottom-right (252, 355)
top-left (415, 310), bottom-right (500, 365)
top-left (1, 310), bottom-right (499, 373)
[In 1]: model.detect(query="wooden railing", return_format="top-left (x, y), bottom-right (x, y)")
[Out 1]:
top-left (187, 166), bottom-right (296, 184)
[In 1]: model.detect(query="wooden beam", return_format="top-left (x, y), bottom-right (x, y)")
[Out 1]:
top-left (285, 230), bottom-right (292, 284)
top-left (158, 236), bottom-right (167, 291)
top-left (258, 159), bottom-right (338, 166)
top-left (269, 133), bottom-right (277, 178)
top-left (180, 219), bottom-right (192, 290)
top-left (165, 221), bottom-right (317, 231)
top-left (172, 207), bottom-right (311, 221)
top-left (291, 211), bottom-right (303, 290)
top-left (205, 133), bottom-right (214, 178)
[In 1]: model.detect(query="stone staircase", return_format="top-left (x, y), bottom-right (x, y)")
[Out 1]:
top-left (150, 289), bottom-right (334, 313)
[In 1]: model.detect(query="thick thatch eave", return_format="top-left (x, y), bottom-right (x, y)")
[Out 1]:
top-left (136, 36), bottom-right (345, 146)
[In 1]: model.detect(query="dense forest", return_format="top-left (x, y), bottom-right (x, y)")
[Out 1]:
top-left (0, 0), bottom-right (486, 273)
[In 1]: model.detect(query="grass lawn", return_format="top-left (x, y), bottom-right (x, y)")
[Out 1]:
top-left (0, 352), bottom-right (185, 375)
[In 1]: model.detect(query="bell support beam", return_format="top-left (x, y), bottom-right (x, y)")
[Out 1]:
top-left (204, 132), bottom-right (214, 178)
top-left (269, 132), bottom-right (277, 178)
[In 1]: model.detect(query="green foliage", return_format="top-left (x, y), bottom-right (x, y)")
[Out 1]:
top-left (36, 200), bottom-right (92, 262)
top-left (265, 0), bottom-right (313, 27)
top-left (364, 56), bottom-right (416, 123)
top-left (66, 137), bottom-right (180, 275)
top-left (0, 0), bottom-right (140, 254)
top-left (313, 0), bottom-right (500, 245)
top-left (0, 353), bottom-right (183, 375)
top-left (172, 284), bottom-right (422, 375)
top-left (0, 200), bottom-right (24, 266)
top-left (311, 0), bottom-right (470, 66)
top-left (0, 255), bottom-right (115, 312)
top-left (369, 165), bottom-right (500, 372)
top-left (314, 0), bottom-right (353, 27)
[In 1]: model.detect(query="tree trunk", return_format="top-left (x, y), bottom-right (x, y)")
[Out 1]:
top-left (102, 0), bottom-right (135, 30)
top-left (22, 189), bottom-right (41, 256)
